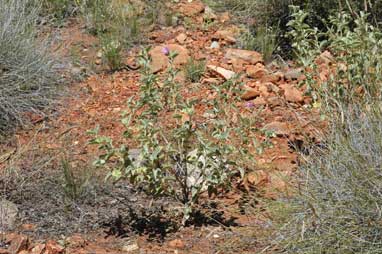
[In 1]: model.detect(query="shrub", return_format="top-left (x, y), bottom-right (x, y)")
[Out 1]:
top-left (238, 25), bottom-right (279, 63)
top-left (271, 7), bottom-right (382, 253)
top-left (100, 36), bottom-right (123, 72)
top-left (90, 48), bottom-right (254, 223)
top-left (184, 58), bottom-right (206, 83)
top-left (212, 0), bottom-right (382, 58)
top-left (61, 156), bottom-right (93, 202)
top-left (41, 0), bottom-right (78, 21)
top-left (274, 106), bottom-right (382, 254)
top-left (0, 0), bottom-right (60, 132)
top-left (77, 0), bottom-right (111, 35)
top-left (287, 7), bottom-right (382, 106)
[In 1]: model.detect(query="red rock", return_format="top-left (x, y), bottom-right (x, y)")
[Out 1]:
top-left (148, 47), bottom-right (168, 73)
top-left (8, 234), bottom-right (28, 254)
top-left (219, 12), bottom-right (231, 23)
top-left (166, 44), bottom-right (190, 65)
top-left (246, 80), bottom-right (260, 88)
top-left (319, 65), bottom-right (330, 82)
top-left (230, 58), bottom-right (246, 72)
top-left (273, 157), bottom-right (297, 171)
top-left (241, 86), bottom-right (259, 100)
top-left (225, 48), bottom-right (263, 65)
top-left (246, 63), bottom-right (267, 79)
top-left (261, 71), bottom-right (283, 83)
top-left (280, 84), bottom-right (304, 103)
top-left (315, 50), bottom-right (334, 65)
top-left (149, 44), bottom-right (190, 73)
top-left (258, 83), bottom-right (272, 98)
top-left (207, 65), bottom-right (236, 80)
top-left (247, 170), bottom-right (269, 187)
top-left (213, 30), bottom-right (237, 44)
top-left (31, 244), bottom-right (46, 254)
top-left (284, 68), bottom-right (303, 81)
top-left (169, 239), bottom-right (185, 249)
top-left (201, 77), bottom-right (221, 85)
top-left (149, 30), bottom-right (167, 43)
top-left (269, 82), bottom-right (281, 93)
top-left (179, 0), bottom-right (205, 16)
top-left (304, 97), bottom-right (312, 105)
top-left (67, 234), bottom-right (86, 248)
top-left (176, 33), bottom-right (187, 44)
top-left (21, 223), bottom-right (36, 231)
top-left (263, 121), bottom-right (290, 136)
top-left (252, 96), bottom-right (267, 106)
top-left (174, 70), bottom-right (186, 83)
top-left (45, 240), bottom-right (64, 254)
top-left (267, 96), bottom-right (283, 107)
top-left (5, 233), bottom-right (17, 244)
top-left (0, 249), bottom-right (9, 254)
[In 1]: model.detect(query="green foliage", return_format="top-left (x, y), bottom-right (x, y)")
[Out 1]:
top-left (288, 7), bottom-right (382, 106)
top-left (61, 157), bottom-right (92, 202)
top-left (0, 0), bottom-right (60, 132)
top-left (184, 58), bottom-right (206, 83)
top-left (287, 6), bottom-right (322, 66)
top-left (41, 0), bottom-right (169, 47)
top-left (272, 7), bottom-right (382, 253)
top-left (212, 0), bottom-right (382, 58)
top-left (100, 36), bottom-right (123, 71)
top-left (238, 25), bottom-right (279, 63)
top-left (41, 0), bottom-right (66, 18)
top-left (78, 0), bottom-right (110, 35)
top-left (75, 0), bottom-right (171, 69)
top-left (41, 0), bottom-right (78, 21)
top-left (90, 48), bottom-right (253, 223)
top-left (78, 1), bottom-right (167, 44)
top-left (325, 12), bottom-right (382, 104)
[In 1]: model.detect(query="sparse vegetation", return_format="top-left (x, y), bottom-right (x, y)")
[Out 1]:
top-left (273, 106), bottom-right (382, 253)
top-left (100, 36), bottom-right (123, 71)
top-left (41, 0), bottom-right (78, 21)
top-left (78, 1), bottom-right (170, 46)
top-left (2, 0), bottom-right (382, 252)
top-left (61, 157), bottom-right (92, 202)
top-left (212, 0), bottom-right (382, 58)
top-left (184, 58), bottom-right (206, 83)
top-left (238, 25), bottom-right (279, 63)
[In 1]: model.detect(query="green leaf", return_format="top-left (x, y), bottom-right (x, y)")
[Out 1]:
top-left (111, 169), bottom-right (122, 180)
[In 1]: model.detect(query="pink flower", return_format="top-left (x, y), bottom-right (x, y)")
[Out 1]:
top-left (245, 101), bottom-right (255, 108)
top-left (161, 46), bottom-right (170, 56)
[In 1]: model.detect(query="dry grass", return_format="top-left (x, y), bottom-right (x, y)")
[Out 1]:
top-left (0, 0), bottom-right (61, 132)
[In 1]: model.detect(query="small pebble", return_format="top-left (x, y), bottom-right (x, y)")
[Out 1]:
top-left (210, 41), bottom-right (220, 49)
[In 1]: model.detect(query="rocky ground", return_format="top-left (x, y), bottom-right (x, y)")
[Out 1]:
top-left (0, 0), bottom-right (329, 253)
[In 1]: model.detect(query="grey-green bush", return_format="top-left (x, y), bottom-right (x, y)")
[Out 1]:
top-left (0, 0), bottom-right (59, 132)
top-left (275, 106), bottom-right (382, 254)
